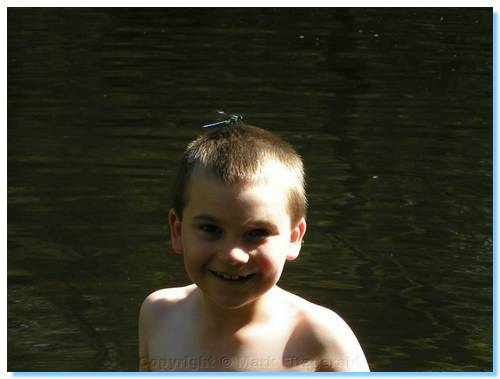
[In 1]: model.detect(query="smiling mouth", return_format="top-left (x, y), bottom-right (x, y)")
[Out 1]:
top-left (209, 270), bottom-right (257, 282)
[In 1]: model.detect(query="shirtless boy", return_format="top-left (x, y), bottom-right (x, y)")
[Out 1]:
top-left (139, 122), bottom-right (370, 372)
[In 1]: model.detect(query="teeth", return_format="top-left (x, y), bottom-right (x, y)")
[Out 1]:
top-left (215, 271), bottom-right (251, 280)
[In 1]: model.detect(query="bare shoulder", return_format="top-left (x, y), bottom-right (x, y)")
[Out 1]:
top-left (139, 285), bottom-right (196, 326)
top-left (143, 285), bottom-right (196, 306)
top-left (138, 285), bottom-right (196, 371)
top-left (278, 288), bottom-right (370, 372)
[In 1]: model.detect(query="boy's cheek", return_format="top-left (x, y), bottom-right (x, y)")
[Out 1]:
top-left (179, 238), bottom-right (210, 257)
top-left (255, 242), bottom-right (288, 266)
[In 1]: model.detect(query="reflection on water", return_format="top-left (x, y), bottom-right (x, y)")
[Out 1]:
top-left (8, 8), bottom-right (492, 371)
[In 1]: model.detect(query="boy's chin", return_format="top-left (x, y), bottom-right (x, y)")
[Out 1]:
top-left (192, 273), bottom-right (280, 310)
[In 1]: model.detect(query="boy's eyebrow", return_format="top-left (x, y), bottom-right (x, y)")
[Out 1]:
top-left (192, 214), bottom-right (221, 223)
top-left (245, 219), bottom-right (278, 228)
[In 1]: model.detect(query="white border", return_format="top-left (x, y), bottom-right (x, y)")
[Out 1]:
top-left (3, 4), bottom-right (496, 379)
top-left (2, 1), bottom-right (498, 7)
top-left (2, 0), bottom-right (6, 376)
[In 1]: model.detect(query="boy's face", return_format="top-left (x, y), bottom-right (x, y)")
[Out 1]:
top-left (169, 166), bottom-right (306, 309)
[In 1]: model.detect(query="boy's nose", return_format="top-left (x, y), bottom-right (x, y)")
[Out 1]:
top-left (220, 246), bottom-right (250, 265)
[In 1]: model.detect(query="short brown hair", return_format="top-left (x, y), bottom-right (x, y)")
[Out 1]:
top-left (172, 123), bottom-right (307, 226)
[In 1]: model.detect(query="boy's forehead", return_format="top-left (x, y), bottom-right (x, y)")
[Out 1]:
top-left (257, 160), bottom-right (296, 187)
top-left (185, 172), bottom-right (288, 224)
top-left (184, 165), bottom-right (293, 225)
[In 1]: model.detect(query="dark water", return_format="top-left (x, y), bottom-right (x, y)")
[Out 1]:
top-left (8, 8), bottom-right (492, 372)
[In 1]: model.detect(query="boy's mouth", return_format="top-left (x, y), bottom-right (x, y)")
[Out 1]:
top-left (209, 270), bottom-right (256, 282)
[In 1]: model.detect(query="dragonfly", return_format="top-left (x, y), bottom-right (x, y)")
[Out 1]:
top-left (201, 110), bottom-right (244, 128)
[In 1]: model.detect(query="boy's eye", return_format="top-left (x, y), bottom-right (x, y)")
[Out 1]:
top-left (246, 228), bottom-right (271, 239)
top-left (199, 224), bottom-right (222, 235)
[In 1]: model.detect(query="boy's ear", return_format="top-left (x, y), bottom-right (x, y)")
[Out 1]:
top-left (287, 217), bottom-right (306, 261)
top-left (168, 208), bottom-right (183, 254)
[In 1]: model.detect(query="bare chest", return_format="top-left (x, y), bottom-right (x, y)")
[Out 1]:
top-left (147, 324), bottom-right (319, 372)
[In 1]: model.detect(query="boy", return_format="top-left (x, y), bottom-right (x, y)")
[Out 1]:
top-left (139, 122), bottom-right (370, 372)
